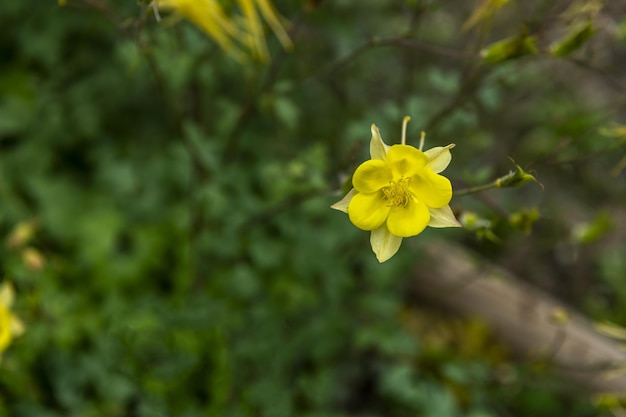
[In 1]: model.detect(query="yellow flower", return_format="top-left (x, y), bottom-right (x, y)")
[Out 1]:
top-left (155, 0), bottom-right (292, 62)
top-left (332, 117), bottom-right (461, 262)
top-left (0, 282), bottom-right (25, 361)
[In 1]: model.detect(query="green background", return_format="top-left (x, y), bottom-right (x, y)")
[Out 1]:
top-left (1, 0), bottom-right (626, 415)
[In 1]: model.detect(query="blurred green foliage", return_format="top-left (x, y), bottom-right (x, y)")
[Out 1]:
top-left (1, 0), bottom-right (626, 416)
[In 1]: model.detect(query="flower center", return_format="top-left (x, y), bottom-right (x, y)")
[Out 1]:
top-left (382, 177), bottom-right (412, 207)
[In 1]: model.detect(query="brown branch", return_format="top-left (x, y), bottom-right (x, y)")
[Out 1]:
top-left (298, 36), bottom-right (472, 89)
top-left (412, 240), bottom-right (626, 393)
top-left (373, 37), bottom-right (474, 60)
top-left (565, 57), bottom-right (626, 93)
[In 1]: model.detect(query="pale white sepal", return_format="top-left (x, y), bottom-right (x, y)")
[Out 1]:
top-left (369, 124), bottom-right (389, 161)
top-left (428, 205), bottom-right (462, 228)
top-left (370, 226), bottom-right (403, 263)
top-left (424, 144), bottom-right (455, 173)
top-left (330, 188), bottom-right (357, 213)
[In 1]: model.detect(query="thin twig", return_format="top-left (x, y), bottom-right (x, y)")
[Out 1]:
top-left (566, 57), bottom-right (626, 93)
top-left (299, 36), bottom-right (473, 89)
top-left (373, 37), bottom-right (474, 59)
top-left (454, 181), bottom-right (499, 196)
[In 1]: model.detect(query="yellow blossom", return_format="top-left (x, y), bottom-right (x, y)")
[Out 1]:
top-left (22, 247), bottom-right (46, 272)
top-left (0, 282), bottom-right (25, 361)
top-left (7, 219), bottom-right (38, 249)
top-left (154, 0), bottom-right (292, 62)
top-left (332, 117), bottom-right (461, 262)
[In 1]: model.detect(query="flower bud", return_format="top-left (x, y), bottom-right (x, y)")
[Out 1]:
top-left (480, 32), bottom-right (538, 64)
top-left (495, 164), bottom-right (538, 188)
top-left (549, 21), bottom-right (595, 57)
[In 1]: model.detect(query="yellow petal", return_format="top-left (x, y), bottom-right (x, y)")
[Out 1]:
top-left (370, 226), bottom-right (403, 263)
top-left (386, 199), bottom-right (430, 237)
top-left (386, 145), bottom-right (428, 178)
top-left (424, 144), bottom-right (455, 174)
top-left (428, 205), bottom-right (462, 228)
top-left (0, 283), bottom-right (14, 309)
top-left (255, 0), bottom-right (293, 50)
top-left (348, 192), bottom-right (390, 231)
top-left (237, 0), bottom-right (269, 60)
top-left (157, 0), bottom-right (247, 62)
top-left (409, 170), bottom-right (452, 209)
top-left (330, 188), bottom-right (357, 213)
top-left (352, 160), bottom-right (392, 193)
top-left (0, 307), bottom-right (12, 351)
top-left (369, 124), bottom-right (389, 160)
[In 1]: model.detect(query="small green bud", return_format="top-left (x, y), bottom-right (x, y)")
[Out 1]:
top-left (509, 207), bottom-right (540, 234)
top-left (480, 32), bottom-right (538, 64)
top-left (572, 211), bottom-right (613, 244)
top-left (495, 163), bottom-right (538, 188)
top-left (460, 212), bottom-right (482, 229)
top-left (460, 212), bottom-right (501, 243)
top-left (549, 21), bottom-right (595, 57)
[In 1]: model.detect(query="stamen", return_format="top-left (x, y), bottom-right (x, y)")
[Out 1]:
top-left (382, 178), bottom-right (412, 207)
top-left (401, 116), bottom-right (411, 145)
top-left (419, 131), bottom-right (426, 151)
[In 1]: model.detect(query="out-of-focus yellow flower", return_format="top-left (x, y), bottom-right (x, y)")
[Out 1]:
top-left (155, 0), bottom-right (292, 62)
top-left (22, 247), bottom-right (46, 272)
top-left (0, 282), bottom-right (25, 361)
top-left (7, 219), bottom-right (38, 249)
top-left (332, 118), bottom-right (461, 262)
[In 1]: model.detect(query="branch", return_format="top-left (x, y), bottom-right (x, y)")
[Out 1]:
top-left (412, 240), bottom-right (626, 393)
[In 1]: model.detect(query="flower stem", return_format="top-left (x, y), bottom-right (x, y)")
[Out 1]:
top-left (454, 167), bottom-right (528, 196)
top-left (454, 181), bottom-right (498, 196)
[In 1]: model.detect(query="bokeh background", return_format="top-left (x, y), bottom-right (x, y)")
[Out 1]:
top-left (2, 0), bottom-right (626, 415)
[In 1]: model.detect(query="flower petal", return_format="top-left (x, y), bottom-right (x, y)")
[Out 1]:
top-left (0, 307), bottom-right (12, 351)
top-left (369, 124), bottom-right (389, 160)
top-left (409, 170), bottom-right (452, 208)
top-left (424, 144), bottom-right (455, 173)
top-left (370, 226), bottom-right (403, 263)
top-left (330, 188), bottom-right (357, 213)
top-left (348, 192), bottom-right (390, 231)
top-left (352, 160), bottom-right (392, 193)
top-left (386, 145), bottom-right (428, 178)
top-left (386, 198), bottom-right (430, 237)
top-left (428, 205), bottom-right (462, 228)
